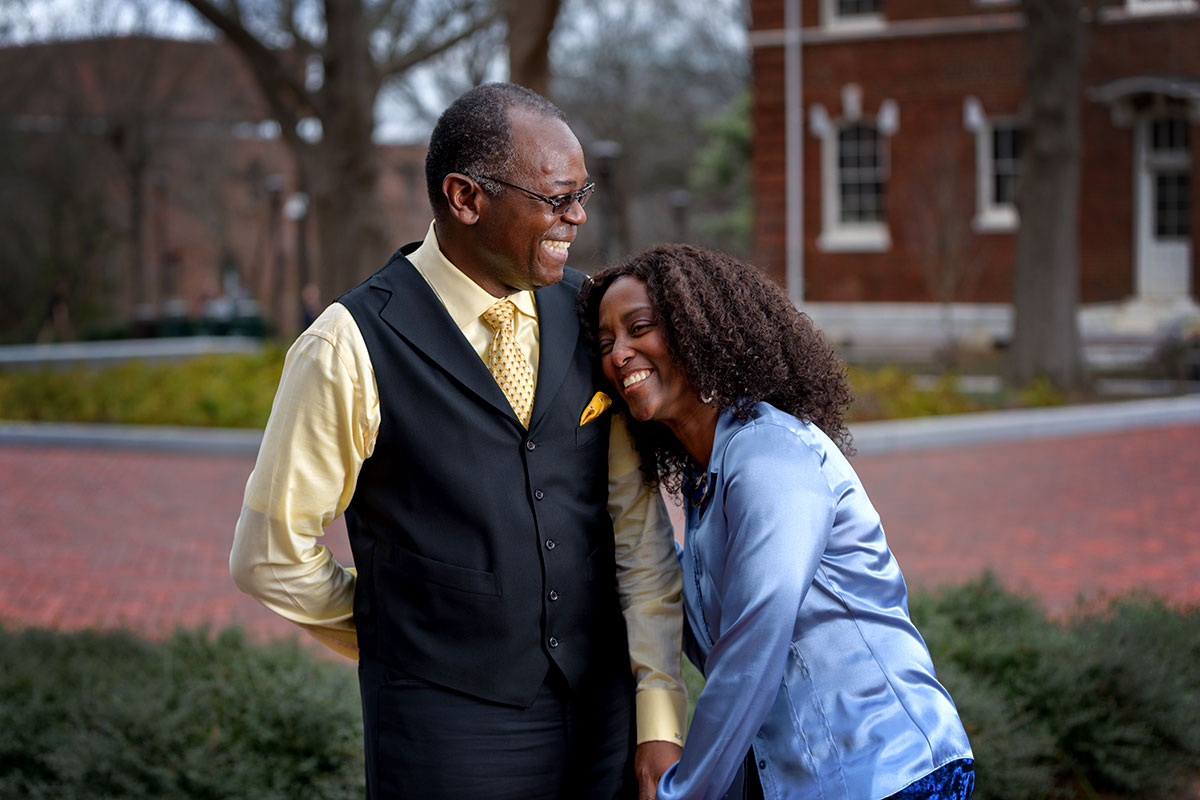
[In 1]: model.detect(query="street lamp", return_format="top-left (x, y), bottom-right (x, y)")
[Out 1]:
top-left (668, 189), bottom-right (691, 242)
top-left (590, 139), bottom-right (622, 263)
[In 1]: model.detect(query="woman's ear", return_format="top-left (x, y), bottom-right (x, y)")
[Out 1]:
top-left (442, 173), bottom-right (483, 225)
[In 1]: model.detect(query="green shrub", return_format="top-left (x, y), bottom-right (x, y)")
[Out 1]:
top-left (4, 589), bottom-right (1199, 800)
top-left (1, 356), bottom-right (1057, 427)
top-left (847, 366), bottom-right (983, 421)
top-left (0, 348), bottom-right (286, 428)
top-left (0, 627), bottom-right (363, 800)
top-left (1016, 377), bottom-right (1065, 409)
top-left (911, 576), bottom-right (1200, 799)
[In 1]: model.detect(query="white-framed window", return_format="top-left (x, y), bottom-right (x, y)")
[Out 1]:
top-left (814, 121), bottom-right (892, 251)
top-left (964, 98), bottom-right (1022, 232)
top-left (978, 119), bottom-right (1023, 231)
top-left (812, 90), bottom-right (896, 252)
top-left (822, 0), bottom-right (885, 31)
top-left (1150, 116), bottom-right (1191, 239)
top-left (838, 123), bottom-right (887, 224)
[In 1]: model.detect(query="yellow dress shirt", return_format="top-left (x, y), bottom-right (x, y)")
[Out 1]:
top-left (231, 222), bottom-right (687, 744)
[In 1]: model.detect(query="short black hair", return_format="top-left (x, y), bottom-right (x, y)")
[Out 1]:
top-left (425, 82), bottom-right (567, 219)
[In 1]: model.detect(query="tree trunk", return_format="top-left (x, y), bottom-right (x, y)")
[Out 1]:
top-left (304, 142), bottom-right (389, 298)
top-left (304, 1), bottom-right (390, 299)
top-left (1008, 0), bottom-right (1086, 388)
top-left (504, 0), bottom-right (561, 96)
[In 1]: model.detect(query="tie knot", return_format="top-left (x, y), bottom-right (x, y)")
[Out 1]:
top-left (481, 300), bottom-right (517, 332)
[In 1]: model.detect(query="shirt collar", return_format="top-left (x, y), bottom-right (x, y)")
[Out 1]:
top-left (407, 221), bottom-right (538, 330)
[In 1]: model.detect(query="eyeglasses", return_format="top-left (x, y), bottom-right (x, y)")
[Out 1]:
top-left (475, 175), bottom-right (595, 216)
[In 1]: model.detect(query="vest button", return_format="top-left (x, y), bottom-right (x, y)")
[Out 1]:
top-left (758, 760), bottom-right (766, 770)
top-left (548, 589), bottom-right (559, 601)
top-left (548, 636), bottom-right (559, 648)
top-left (534, 489), bottom-right (544, 500)
top-left (545, 539), bottom-right (556, 550)
top-left (526, 440), bottom-right (537, 451)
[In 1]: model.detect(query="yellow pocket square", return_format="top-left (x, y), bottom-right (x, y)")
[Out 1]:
top-left (579, 391), bottom-right (612, 426)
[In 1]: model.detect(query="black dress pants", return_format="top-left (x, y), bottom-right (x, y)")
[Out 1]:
top-left (359, 658), bottom-right (636, 800)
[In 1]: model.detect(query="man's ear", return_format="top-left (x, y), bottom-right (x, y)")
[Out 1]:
top-left (443, 173), bottom-right (483, 225)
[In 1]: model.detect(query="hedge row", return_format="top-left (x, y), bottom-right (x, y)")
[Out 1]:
top-left (2, 578), bottom-right (1196, 799)
top-left (0, 354), bottom-right (1061, 428)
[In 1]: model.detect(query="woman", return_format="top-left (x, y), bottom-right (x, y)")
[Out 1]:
top-left (578, 244), bottom-right (974, 800)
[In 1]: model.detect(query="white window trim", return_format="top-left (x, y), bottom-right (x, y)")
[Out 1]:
top-left (821, 0), bottom-right (887, 31)
top-left (964, 98), bottom-right (1020, 233)
top-left (1124, 0), bottom-right (1198, 15)
top-left (813, 110), bottom-right (892, 253)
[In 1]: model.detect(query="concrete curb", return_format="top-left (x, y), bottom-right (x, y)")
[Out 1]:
top-left (0, 422), bottom-right (263, 456)
top-left (849, 394), bottom-right (1200, 455)
top-left (2, 395), bottom-right (1199, 456)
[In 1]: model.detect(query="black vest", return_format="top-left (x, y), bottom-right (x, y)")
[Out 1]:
top-left (338, 246), bottom-right (626, 707)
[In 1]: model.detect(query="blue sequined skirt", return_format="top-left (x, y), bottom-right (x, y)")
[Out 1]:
top-left (884, 758), bottom-right (975, 800)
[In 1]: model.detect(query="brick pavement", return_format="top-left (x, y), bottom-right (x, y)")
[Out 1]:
top-left (1, 423), bottom-right (1197, 645)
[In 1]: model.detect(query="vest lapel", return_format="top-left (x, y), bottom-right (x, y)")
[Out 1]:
top-left (372, 255), bottom-right (520, 425)
top-left (529, 278), bottom-right (580, 428)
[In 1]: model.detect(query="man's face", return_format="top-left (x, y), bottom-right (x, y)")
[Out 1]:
top-left (471, 109), bottom-right (589, 296)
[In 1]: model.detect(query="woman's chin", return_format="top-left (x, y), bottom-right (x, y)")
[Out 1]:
top-left (625, 402), bottom-right (657, 424)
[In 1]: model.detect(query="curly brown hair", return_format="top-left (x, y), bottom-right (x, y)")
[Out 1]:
top-left (577, 243), bottom-right (854, 492)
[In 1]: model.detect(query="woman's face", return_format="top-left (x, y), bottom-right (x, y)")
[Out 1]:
top-left (595, 275), bottom-right (703, 426)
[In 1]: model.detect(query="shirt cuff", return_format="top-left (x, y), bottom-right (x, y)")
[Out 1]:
top-left (636, 686), bottom-right (689, 746)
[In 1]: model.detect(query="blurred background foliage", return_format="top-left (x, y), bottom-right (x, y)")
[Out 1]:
top-left (0, 0), bottom-right (752, 345)
top-left (0, 349), bottom-right (287, 428)
top-left (3, 578), bottom-right (1196, 799)
top-left (0, 355), bottom-right (1063, 428)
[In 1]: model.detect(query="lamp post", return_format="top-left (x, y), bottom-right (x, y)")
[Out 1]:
top-left (284, 190), bottom-right (312, 331)
top-left (668, 189), bottom-right (691, 242)
top-left (785, 0), bottom-right (804, 304)
top-left (590, 139), bottom-right (622, 263)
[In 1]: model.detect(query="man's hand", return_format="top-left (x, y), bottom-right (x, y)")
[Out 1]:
top-left (634, 740), bottom-right (682, 800)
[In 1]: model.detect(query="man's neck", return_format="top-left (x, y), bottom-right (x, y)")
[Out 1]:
top-left (433, 220), bottom-right (515, 299)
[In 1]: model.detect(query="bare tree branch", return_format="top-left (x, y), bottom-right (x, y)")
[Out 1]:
top-left (380, 5), bottom-right (501, 78)
top-left (371, 0), bottom-right (420, 40)
top-left (180, 0), bottom-right (312, 128)
top-left (279, 0), bottom-right (320, 56)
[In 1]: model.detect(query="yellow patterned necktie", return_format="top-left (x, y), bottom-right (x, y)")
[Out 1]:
top-left (481, 299), bottom-right (535, 427)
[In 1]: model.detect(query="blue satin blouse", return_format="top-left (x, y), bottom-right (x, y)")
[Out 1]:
top-left (657, 403), bottom-right (972, 800)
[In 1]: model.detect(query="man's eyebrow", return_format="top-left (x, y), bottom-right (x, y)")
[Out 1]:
top-left (551, 176), bottom-right (592, 189)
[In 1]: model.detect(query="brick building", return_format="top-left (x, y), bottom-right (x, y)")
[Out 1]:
top-left (749, 0), bottom-right (1200, 353)
top-left (0, 37), bottom-right (430, 339)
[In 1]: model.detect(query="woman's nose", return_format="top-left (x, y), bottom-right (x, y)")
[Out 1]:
top-left (609, 339), bottom-right (633, 366)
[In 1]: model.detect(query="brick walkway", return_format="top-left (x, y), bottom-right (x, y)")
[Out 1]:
top-left (2, 423), bottom-right (1197, 645)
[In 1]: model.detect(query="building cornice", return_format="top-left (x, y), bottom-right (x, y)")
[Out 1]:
top-left (749, 4), bottom-right (1199, 46)
top-left (748, 12), bottom-right (1023, 46)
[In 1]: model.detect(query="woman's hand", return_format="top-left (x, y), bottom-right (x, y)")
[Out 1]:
top-left (635, 740), bottom-right (682, 800)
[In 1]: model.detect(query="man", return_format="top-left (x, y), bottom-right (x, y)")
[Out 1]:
top-left (230, 83), bottom-right (686, 799)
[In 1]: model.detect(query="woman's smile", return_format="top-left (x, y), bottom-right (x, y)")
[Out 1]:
top-left (621, 368), bottom-right (653, 390)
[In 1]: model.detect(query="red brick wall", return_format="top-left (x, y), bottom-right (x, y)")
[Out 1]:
top-left (751, 0), bottom-right (1200, 303)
